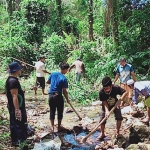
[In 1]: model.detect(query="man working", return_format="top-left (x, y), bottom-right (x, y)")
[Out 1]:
top-left (98, 76), bottom-right (127, 140)
top-left (34, 55), bottom-right (50, 99)
top-left (68, 57), bottom-right (85, 83)
top-left (127, 79), bottom-right (150, 123)
top-left (114, 58), bottom-right (136, 105)
top-left (46, 62), bottom-right (70, 132)
top-left (5, 62), bottom-right (28, 149)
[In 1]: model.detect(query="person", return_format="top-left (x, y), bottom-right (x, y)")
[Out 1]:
top-left (34, 55), bottom-right (50, 99)
top-left (114, 58), bottom-right (136, 105)
top-left (68, 57), bottom-right (85, 83)
top-left (127, 79), bottom-right (150, 123)
top-left (46, 62), bottom-right (70, 132)
top-left (98, 76), bottom-right (127, 140)
top-left (5, 62), bottom-right (28, 149)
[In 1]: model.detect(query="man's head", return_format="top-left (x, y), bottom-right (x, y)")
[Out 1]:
top-left (127, 79), bottom-right (134, 89)
top-left (102, 76), bottom-right (112, 93)
top-left (77, 57), bottom-right (81, 61)
top-left (9, 62), bottom-right (23, 76)
top-left (59, 62), bottom-right (70, 74)
top-left (39, 55), bottom-right (45, 62)
top-left (120, 58), bottom-right (126, 67)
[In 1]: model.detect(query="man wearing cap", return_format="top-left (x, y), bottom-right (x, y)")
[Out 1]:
top-left (46, 62), bottom-right (70, 132)
top-left (114, 58), bottom-right (136, 105)
top-left (5, 62), bottom-right (28, 149)
top-left (34, 55), bottom-right (50, 99)
top-left (127, 79), bottom-right (150, 123)
top-left (68, 58), bottom-right (85, 84)
top-left (98, 76), bottom-right (127, 140)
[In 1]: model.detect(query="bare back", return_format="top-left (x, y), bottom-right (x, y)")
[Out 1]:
top-left (73, 60), bottom-right (84, 73)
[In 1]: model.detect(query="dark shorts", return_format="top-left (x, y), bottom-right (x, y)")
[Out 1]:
top-left (100, 107), bottom-right (123, 125)
top-left (35, 77), bottom-right (45, 89)
top-left (49, 93), bottom-right (64, 120)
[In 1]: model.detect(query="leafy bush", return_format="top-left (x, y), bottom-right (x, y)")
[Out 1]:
top-left (40, 33), bottom-right (69, 66)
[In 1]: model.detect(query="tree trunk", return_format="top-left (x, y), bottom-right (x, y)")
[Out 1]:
top-left (104, 0), bottom-right (112, 37)
top-left (112, 0), bottom-right (118, 44)
top-left (7, 0), bottom-right (13, 16)
top-left (88, 0), bottom-right (94, 41)
top-left (56, 0), bottom-right (63, 36)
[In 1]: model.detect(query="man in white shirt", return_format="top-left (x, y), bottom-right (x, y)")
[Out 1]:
top-left (34, 55), bottom-right (50, 99)
top-left (68, 58), bottom-right (85, 84)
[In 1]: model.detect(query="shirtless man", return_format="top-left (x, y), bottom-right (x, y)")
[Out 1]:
top-left (68, 58), bottom-right (85, 83)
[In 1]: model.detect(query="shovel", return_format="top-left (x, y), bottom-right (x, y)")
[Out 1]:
top-left (68, 102), bottom-right (82, 121)
top-left (80, 105), bottom-right (117, 143)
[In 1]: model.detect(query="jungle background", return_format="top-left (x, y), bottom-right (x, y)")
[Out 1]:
top-left (0, 0), bottom-right (150, 149)
top-left (0, 0), bottom-right (150, 104)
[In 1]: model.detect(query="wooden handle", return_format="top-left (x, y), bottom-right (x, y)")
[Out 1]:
top-left (69, 102), bottom-right (82, 120)
top-left (84, 105), bottom-right (116, 139)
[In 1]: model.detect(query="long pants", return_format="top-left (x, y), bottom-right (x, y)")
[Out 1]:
top-left (9, 108), bottom-right (28, 149)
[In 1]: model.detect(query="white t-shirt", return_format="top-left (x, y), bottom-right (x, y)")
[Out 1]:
top-left (35, 61), bottom-right (45, 77)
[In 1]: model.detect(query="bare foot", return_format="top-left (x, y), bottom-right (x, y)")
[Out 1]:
top-left (97, 134), bottom-right (106, 141)
top-left (43, 93), bottom-right (48, 95)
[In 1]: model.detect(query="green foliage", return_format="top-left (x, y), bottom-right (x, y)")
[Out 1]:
top-left (40, 33), bottom-right (69, 65)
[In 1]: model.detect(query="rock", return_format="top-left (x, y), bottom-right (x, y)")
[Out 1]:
top-left (125, 144), bottom-right (139, 150)
top-left (126, 143), bottom-right (150, 150)
top-left (113, 135), bottom-right (127, 148)
top-left (65, 107), bottom-right (73, 113)
top-left (92, 101), bottom-right (102, 106)
top-left (129, 121), bottom-right (150, 144)
top-left (121, 106), bottom-right (133, 115)
top-left (131, 110), bottom-right (144, 118)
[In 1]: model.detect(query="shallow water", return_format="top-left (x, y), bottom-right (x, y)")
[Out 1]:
top-left (64, 131), bottom-right (100, 150)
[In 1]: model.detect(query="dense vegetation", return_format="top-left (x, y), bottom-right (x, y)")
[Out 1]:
top-left (0, 0), bottom-right (150, 104)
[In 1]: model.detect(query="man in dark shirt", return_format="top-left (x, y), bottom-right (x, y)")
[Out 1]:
top-left (47, 62), bottom-right (70, 132)
top-left (5, 62), bottom-right (28, 149)
top-left (98, 76), bottom-right (127, 140)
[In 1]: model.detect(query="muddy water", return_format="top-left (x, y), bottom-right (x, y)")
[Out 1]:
top-left (63, 131), bottom-right (100, 150)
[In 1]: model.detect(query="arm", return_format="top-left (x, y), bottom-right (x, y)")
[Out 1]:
top-left (82, 63), bottom-right (85, 74)
top-left (132, 88), bottom-right (139, 103)
top-left (43, 70), bottom-right (51, 74)
top-left (10, 89), bottom-right (22, 121)
top-left (119, 91), bottom-right (128, 101)
top-left (68, 64), bottom-right (75, 72)
top-left (131, 72), bottom-right (136, 82)
top-left (62, 88), bottom-right (70, 103)
top-left (114, 74), bottom-right (119, 84)
top-left (46, 74), bottom-right (51, 84)
top-left (102, 101), bottom-right (109, 112)
top-left (10, 89), bottom-right (19, 109)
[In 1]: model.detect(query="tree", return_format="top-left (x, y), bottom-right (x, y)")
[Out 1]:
top-left (88, 0), bottom-right (94, 41)
top-left (104, 0), bottom-right (118, 44)
top-left (56, 0), bottom-right (63, 36)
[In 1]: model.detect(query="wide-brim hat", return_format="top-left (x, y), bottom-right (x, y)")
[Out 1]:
top-left (9, 62), bottom-right (23, 73)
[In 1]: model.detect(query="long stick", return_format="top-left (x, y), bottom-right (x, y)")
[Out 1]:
top-left (11, 57), bottom-right (35, 67)
top-left (81, 105), bottom-right (117, 143)
top-left (68, 102), bottom-right (82, 121)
